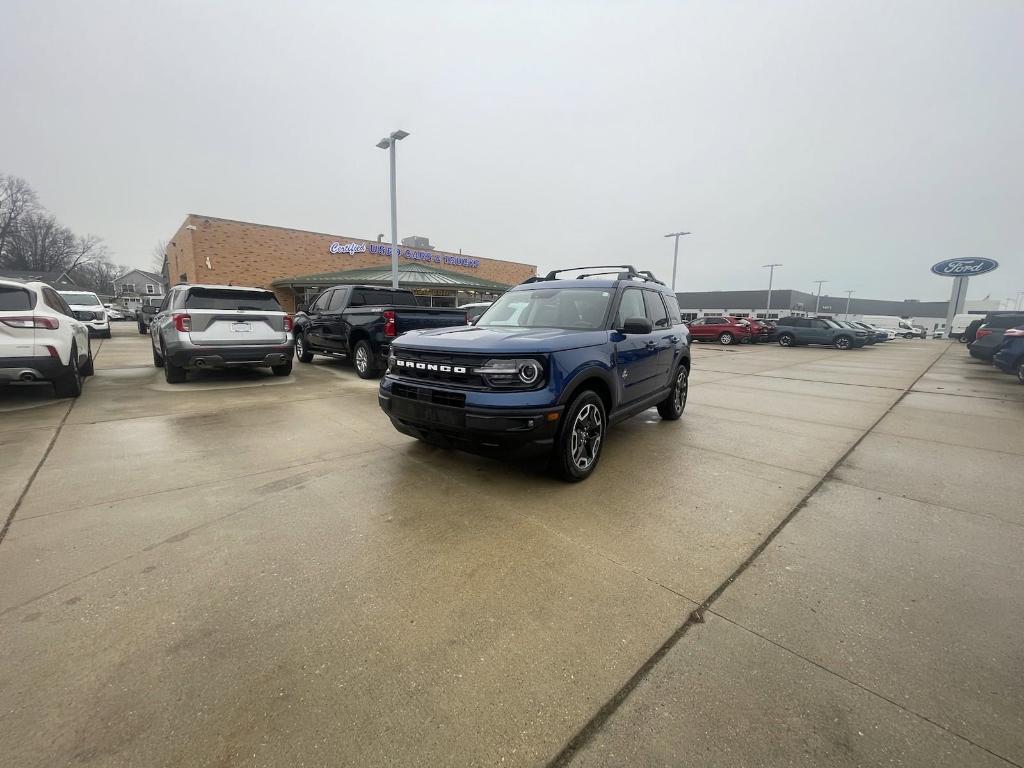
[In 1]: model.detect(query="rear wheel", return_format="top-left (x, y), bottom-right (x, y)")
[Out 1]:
top-left (81, 341), bottom-right (94, 377)
top-left (718, 332), bottom-right (734, 345)
top-left (53, 343), bottom-right (83, 398)
top-left (834, 335), bottom-right (852, 350)
top-left (552, 391), bottom-right (606, 482)
top-left (152, 340), bottom-right (164, 368)
top-left (657, 365), bottom-right (689, 420)
top-left (137, 323), bottom-right (146, 335)
top-left (162, 341), bottom-right (186, 384)
top-left (778, 333), bottom-right (795, 347)
top-left (272, 358), bottom-right (293, 377)
top-left (294, 332), bottom-right (314, 363)
top-left (904, 333), bottom-right (915, 339)
top-left (352, 340), bottom-right (378, 379)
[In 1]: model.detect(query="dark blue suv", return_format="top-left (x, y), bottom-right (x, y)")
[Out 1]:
top-left (378, 266), bottom-right (691, 481)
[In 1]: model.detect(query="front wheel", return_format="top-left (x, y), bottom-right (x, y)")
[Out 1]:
top-left (352, 340), bottom-right (378, 379)
top-left (778, 333), bottom-right (795, 347)
top-left (904, 333), bottom-right (915, 339)
top-left (718, 332), bottom-right (734, 345)
top-left (657, 366), bottom-right (689, 420)
top-left (295, 332), bottom-right (314, 363)
top-left (552, 391), bottom-right (606, 482)
top-left (834, 335), bottom-right (852, 350)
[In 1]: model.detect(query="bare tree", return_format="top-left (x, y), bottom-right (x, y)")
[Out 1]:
top-left (151, 239), bottom-right (168, 273)
top-left (0, 174), bottom-right (41, 264)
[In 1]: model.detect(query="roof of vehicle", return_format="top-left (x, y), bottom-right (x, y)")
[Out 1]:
top-left (172, 283), bottom-right (269, 292)
top-left (0, 277), bottom-right (47, 291)
top-left (517, 265), bottom-right (673, 293)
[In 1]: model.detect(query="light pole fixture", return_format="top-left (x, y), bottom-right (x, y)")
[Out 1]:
top-left (664, 231), bottom-right (691, 292)
top-left (762, 263), bottom-right (782, 315)
top-left (843, 290), bottom-right (854, 319)
top-left (813, 280), bottom-right (828, 314)
top-left (376, 129), bottom-right (410, 289)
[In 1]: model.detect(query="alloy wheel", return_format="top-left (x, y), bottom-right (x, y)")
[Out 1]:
top-left (296, 336), bottom-right (304, 358)
top-left (570, 403), bottom-right (603, 471)
top-left (355, 345), bottom-right (368, 373)
top-left (674, 369), bottom-right (688, 413)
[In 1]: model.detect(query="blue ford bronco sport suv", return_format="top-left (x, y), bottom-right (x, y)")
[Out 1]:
top-left (378, 265), bottom-right (691, 481)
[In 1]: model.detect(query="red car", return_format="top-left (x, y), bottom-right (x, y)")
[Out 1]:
top-left (686, 315), bottom-right (754, 345)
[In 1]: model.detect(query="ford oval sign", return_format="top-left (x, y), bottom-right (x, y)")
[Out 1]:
top-left (930, 258), bottom-right (999, 277)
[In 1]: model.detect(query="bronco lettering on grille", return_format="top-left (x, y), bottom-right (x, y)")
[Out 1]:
top-left (395, 359), bottom-right (467, 374)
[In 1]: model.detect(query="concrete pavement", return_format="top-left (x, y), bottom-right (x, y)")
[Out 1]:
top-left (1, 326), bottom-right (1021, 767)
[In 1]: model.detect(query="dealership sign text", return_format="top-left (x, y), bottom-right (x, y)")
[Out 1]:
top-left (329, 241), bottom-right (480, 268)
top-left (929, 258), bottom-right (999, 277)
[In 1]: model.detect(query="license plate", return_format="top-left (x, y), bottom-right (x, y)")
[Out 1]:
top-left (231, 322), bottom-right (251, 333)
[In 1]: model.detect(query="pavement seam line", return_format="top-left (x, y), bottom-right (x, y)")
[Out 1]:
top-left (545, 344), bottom-right (949, 767)
top-left (705, 609), bottom-right (1023, 768)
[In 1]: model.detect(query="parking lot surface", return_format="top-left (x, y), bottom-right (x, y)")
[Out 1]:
top-left (2, 325), bottom-right (1022, 767)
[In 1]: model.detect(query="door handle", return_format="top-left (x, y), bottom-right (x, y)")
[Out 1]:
top-left (668, 335), bottom-right (679, 343)
top-left (645, 340), bottom-right (657, 349)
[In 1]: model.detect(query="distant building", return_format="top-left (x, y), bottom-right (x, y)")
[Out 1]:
top-left (112, 269), bottom-right (166, 313)
top-left (675, 289), bottom-right (1001, 331)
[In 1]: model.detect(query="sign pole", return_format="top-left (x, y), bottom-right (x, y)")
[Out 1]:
top-left (944, 275), bottom-right (968, 336)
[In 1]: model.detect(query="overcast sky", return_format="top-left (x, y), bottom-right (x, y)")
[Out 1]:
top-left (2, 0), bottom-right (1021, 304)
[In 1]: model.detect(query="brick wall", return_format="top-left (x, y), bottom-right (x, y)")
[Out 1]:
top-left (169, 215), bottom-right (536, 311)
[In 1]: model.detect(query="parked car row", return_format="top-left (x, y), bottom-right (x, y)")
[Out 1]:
top-left (684, 314), bottom-right (901, 350)
top-left (964, 311), bottom-right (1024, 383)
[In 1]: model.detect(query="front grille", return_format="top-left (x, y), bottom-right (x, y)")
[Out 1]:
top-left (390, 349), bottom-right (489, 388)
top-left (391, 382), bottom-right (466, 408)
top-left (74, 311), bottom-right (96, 321)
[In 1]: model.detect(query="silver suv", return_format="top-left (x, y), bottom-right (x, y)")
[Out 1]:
top-left (150, 284), bottom-right (294, 383)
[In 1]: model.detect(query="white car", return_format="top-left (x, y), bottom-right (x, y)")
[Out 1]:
top-left (59, 290), bottom-right (111, 338)
top-left (103, 303), bottom-right (125, 321)
top-left (1, 278), bottom-right (94, 397)
top-left (459, 301), bottom-right (493, 323)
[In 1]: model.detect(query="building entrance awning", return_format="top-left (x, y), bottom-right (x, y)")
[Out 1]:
top-left (272, 262), bottom-right (513, 293)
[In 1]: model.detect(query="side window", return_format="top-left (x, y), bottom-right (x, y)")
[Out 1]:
top-left (688, 317), bottom-right (703, 326)
top-left (663, 295), bottom-right (682, 324)
top-left (310, 291), bottom-right (332, 312)
top-left (328, 289), bottom-right (349, 311)
top-left (615, 288), bottom-right (646, 327)
top-left (158, 295), bottom-right (170, 312)
top-left (43, 288), bottom-right (74, 317)
top-left (643, 291), bottom-right (670, 328)
top-left (812, 319), bottom-right (829, 329)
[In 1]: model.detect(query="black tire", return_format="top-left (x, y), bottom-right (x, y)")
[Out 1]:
top-left (162, 341), bottom-right (186, 384)
top-left (152, 340), bottom-right (164, 368)
top-left (294, 332), bottom-right (314, 363)
top-left (657, 365), bottom-right (689, 420)
top-left (53, 343), bottom-right (83, 398)
top-left (137, 323), bottom-right (146, 335)
top-left (81, 341), bottom-right (95, 377)
top-left (1017, 360), bottom-right (1024, 384)
top-left (551, 390), bottom-right (606, 482)
top-left (352, 339), bottom-right (378, 379)
top-left (834, 335), bottom-right (853, 350)
top-left (718, 332), bottom-right (734, 346)
top-left (958, 335), bottom-right (968, 344)
top-left (778, 333), bottom-right (795, 347)
top-left (904, 333), bottom-right (915, 339)
top-left (272, 358), bottom-right (293, 377)
top-left (102, 329), bottom-right (112, 339)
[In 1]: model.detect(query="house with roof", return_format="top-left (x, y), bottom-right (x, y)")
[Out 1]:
top-left (112, 269), bottom-right (165, 313)
top-left (0, 269), bottom-right (83, 290)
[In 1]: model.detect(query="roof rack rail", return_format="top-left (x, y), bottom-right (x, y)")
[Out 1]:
top-left (523, 265), bottom-right (666, 286)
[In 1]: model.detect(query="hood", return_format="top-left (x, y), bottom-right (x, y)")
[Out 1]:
top-left (67, 302), bottom-right (104, 311)
top-left (393, 325), bottom-right (609, 354)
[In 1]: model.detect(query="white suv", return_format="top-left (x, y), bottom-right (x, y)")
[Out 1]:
top-left (59, 290), bottom-right (111, 338)
top-left (1, 278), bottom-right (94, 397)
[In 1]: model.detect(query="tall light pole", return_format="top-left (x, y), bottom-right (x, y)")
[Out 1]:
top-left (376, 129), bottom-right (410, 289)
top-left (664, 231), bottom-right (691, 291)
top-left (763, 263), bottom-right (782, 315)
top-left (813, 280), bottom-right (828, 314)
top-left (843, 290), bottom-right (854, 319)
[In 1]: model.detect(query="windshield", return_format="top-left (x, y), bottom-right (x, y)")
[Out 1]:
top-left (59, 292), bottom-right (101, 305)
top-left (476, 287), bottom-right (612, 330)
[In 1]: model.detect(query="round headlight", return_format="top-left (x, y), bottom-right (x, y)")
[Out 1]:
top-left (518, 362), bottom-right (540, 385)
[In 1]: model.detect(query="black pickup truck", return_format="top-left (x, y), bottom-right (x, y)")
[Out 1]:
top-left (292, 285), bottom-right (468, 378)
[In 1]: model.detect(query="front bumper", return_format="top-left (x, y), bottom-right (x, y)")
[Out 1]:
top-left (84, 320), bottom-right (110, 334)
top-left (378, 380), bottom-right (563, 458)
top-left (166, 344), bottom-right (293, 369)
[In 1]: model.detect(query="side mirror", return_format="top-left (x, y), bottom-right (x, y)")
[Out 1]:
top-left (621, 317), bottom-right (653, 335)
top-left (296, 304), bottom-right (308, 313)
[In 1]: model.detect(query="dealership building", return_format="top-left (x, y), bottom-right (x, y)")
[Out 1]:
top-left (674, 289), bottom-right (1001, 331)
top-left (162, 215), bottom-right (536, 312)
